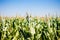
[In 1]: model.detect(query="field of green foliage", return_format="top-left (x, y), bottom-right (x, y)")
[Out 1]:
top-left (0, 15), bottom-right (60, 40)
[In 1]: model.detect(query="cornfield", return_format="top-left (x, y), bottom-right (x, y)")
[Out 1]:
top-left (0, 15), bottom-right (60, 40)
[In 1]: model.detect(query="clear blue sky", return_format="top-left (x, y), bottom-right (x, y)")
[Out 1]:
top-left (0, 0), bottom-right (60, 17)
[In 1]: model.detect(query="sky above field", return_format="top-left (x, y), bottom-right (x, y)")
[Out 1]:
top-left (0, 0), bottom-right (60, 17)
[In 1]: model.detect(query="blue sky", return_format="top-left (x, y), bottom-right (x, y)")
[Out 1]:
top-left (0, 0), bottom-right (60, 17)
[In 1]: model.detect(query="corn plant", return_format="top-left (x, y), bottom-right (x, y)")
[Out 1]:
top-left (0, 15), bottom-right (60, 40)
